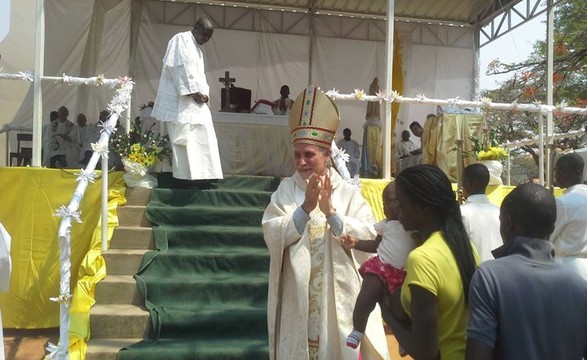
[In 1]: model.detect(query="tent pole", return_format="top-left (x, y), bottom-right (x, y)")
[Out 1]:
top-left (538, 114), bottom-right (544, 185)
top-left (308, 13), bottom-right (315, 85)
top-left (545, 0), bottom-right (554, 187)
top-left (383, 0), bottom-right (395, 179)
top-left (32, 0), bottom-right (45, 167)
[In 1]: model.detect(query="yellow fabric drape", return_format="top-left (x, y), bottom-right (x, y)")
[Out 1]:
top-left (68, 182), bottom-right (126, 359)
top-left (0, 168), bottom-right (125, 329)
top-left (421, 113), bottom-right (485, 182)
top-left (360, 180), bottom-right (562, 222)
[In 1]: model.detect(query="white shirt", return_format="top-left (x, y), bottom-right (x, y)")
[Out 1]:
top-left (337, 139), bottom-right (360, 160)
top-left (461, 194), bottom-right (502, 262)
top-left (374, 219), bottom-right (417, 269)
top-left (550, 184), bottom-right (587, 257)
top-left (151, 31), bottom-right (212, 125)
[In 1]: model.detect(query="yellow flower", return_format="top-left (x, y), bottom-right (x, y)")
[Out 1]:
top-left (477, 146), bottom-right (507, 161)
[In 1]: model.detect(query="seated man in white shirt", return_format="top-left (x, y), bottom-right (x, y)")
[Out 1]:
top-left (271, 85), bottom-right (293, 116)
top-left (460, 164), bottom-right (502, 262)
top-left (550, 152), bottom-right (587, 280)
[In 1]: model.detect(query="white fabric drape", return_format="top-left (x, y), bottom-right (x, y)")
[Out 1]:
top-left (5, 1), bottom-right (475, 159)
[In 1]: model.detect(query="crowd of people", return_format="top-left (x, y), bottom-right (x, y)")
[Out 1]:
top-left (41, 106), bottom-right (108, 169)
top-left (262, 83), bottom-right (587, 360)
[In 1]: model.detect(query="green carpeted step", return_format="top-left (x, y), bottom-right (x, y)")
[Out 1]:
top-left (139, 273), bottom-right (268, 306)
top-left (120, 176), bottom-right (278, 360)
top-left (139, 247), bottom-right (269, 275)
top-left (214, 175), bottom-right (281, 192)
top-left (156, 304), bottom-right (267, 338)
top-left (150, 188), bottom-right (273, 208)
top-left (118, 337), bottom-right (269, 360)
top-left (156, 173), bottom-right (280, 192)
top-left (153, 225), bottom-right (265, 249)
top-left (147, 205), bottom-right (266, 226)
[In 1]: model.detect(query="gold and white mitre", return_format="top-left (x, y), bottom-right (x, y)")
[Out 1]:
top-left (289, 86), bottom-right (340, 149)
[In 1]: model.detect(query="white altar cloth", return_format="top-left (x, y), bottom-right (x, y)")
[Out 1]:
top-left (212, 112), bottom-right (294, 177)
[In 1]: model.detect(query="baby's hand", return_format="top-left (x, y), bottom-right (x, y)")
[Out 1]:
top-left (341, 235), bottom-right (358, 250)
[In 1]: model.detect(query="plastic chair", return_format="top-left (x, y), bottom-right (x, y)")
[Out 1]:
top-left (9, 133), bottom-right (33, 166)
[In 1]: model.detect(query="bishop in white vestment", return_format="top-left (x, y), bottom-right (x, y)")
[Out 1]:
top-left (262, 86), bottom-right (389, 360)
top-left (151, 18), bottom-right (223, 181)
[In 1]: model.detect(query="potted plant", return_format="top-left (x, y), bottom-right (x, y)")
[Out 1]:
top-left (110, 120), bottom-right (170, 188)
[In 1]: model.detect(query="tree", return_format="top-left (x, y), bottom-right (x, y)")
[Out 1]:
top-left (481, 0), bottom-right (586, 173)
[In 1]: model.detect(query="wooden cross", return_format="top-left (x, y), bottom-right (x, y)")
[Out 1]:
top-left (219, 71), bottom-right (235, 88)
top-left (219, 71), bottom-right (236, 111)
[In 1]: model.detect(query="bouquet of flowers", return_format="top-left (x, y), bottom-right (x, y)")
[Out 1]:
top-left (111, 123), bottom-right (170, 167)
top-left (110, 121), bottom-right (171, 187)
top-left (470, 128), bottom-right (507, 161)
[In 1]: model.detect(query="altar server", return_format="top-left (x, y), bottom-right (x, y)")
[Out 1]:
top-left (151, 18), bottom-right (223, 184)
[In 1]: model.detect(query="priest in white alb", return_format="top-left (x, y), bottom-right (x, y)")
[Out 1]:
top-left (151, 18), bottom-right (223, 184)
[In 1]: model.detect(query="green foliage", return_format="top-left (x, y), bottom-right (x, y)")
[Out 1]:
top-left (110, 122), bottom-right (171, 167)
top-left (482, 0), bottom-right (587, 170)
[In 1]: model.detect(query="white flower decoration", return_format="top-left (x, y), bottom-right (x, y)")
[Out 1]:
top-left (50, 292), bottom-right (72, 306)
top-left (375, 90), bottom-right (390, 103)
top-left (480, 97), bottom-right (493, 108)
top-left (390, 90), bottom-right (401, 101)
top-left (98, 120), bottom-right (117, 136)
top-left (91, 142), bottom-right (110, 159)
top-left (353, 89), bottom-right (366, 100)
top-left (95, 74), bottom-right (105, 86)
top-left (555, 100), bottom-right (568, 109)
top-left (448, 96), bottom-right (461, 107)
top-left (75, 168), bottom-right (98, 184)
top-left (19, 70), bottom-right (34, 82)
top-left (55, 205), bottom-right (82, 223)
top-left (45, 342), bottom-right (63, 359)
top-left (416, 94), bottom-right (426, 102)
top-left (331, 145), bottom-right (350, 163)
top-left (62, 74), bottom-right (72, 85)
top-left (325, 88), bottom-right (340, 98)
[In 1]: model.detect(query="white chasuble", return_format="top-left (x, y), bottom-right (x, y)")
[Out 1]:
top-left (262, 168), bottom-right (389, 360)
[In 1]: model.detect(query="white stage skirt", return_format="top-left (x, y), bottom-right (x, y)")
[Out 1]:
top-left (212, 112), bottom-right (295, 177)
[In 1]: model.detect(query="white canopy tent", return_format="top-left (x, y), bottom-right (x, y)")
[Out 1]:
top-left (1, 0), bottom-right (557, 177)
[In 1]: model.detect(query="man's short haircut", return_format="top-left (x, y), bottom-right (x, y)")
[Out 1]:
top-left (463, 163), bottom-right (490, 189)
top-left (501, 183), bottom-right (556, 238)
top-left (194, 18), bottom-right (214, 34)
top-left (409, 121), bottom-right (421, 130)
top-left (343, 128), bottom-right (351, 136)
top-left (556, 153), bottom-right (585, 174)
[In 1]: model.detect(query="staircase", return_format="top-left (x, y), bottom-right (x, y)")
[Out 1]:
top-left (86, 176), bottom-right (280, 360)
top-left (85, 187), bottom-right (154, 360)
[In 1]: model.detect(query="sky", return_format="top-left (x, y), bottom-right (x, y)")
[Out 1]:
top-left (478, 13), bottom-right (547, 91)
top-left (0, 0), bottom-right (9, 43)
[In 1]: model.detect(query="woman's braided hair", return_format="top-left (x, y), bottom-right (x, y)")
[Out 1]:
top-left (396, 164), bottom-right (477, 302)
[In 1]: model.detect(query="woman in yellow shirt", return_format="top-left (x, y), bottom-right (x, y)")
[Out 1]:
top-left (381, 165), bottom-right (478, 360)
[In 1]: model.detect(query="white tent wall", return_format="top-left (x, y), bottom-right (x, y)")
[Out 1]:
top-left (0, 0), bottom-right (36, 166)
top-left (396, 24), bottom-right (476, 149)
top-left (8, 0), bottom-right (130, 134)
top-left (5, 0), bottom-right (476, 167)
